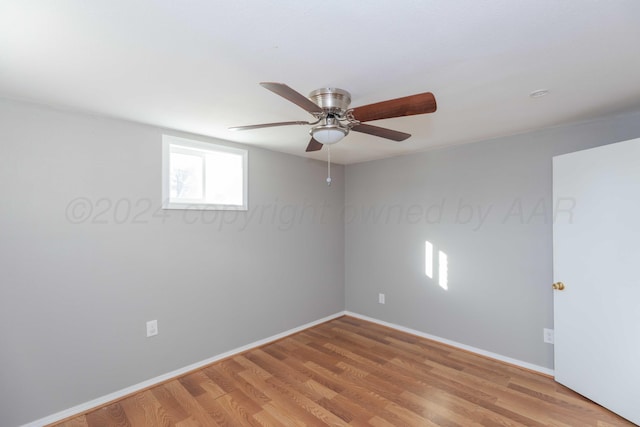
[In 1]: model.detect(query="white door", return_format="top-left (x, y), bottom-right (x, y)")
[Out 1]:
top-left (553, 137), bottom-right (640, 425)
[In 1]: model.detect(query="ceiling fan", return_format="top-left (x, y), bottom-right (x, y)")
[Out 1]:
top-left (229, 82), bottom-right (437, 152)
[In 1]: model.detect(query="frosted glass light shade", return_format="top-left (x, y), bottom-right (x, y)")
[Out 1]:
top-left (311, 127), bottom-right (347, 145)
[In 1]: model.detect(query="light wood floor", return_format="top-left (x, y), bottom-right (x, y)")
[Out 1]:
top-left (50, 316), bottom-right (635, 426)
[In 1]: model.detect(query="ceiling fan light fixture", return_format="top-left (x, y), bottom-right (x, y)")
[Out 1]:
top-left (311, 126), bottom-right (348, 145)
top-left (310, 116), bottom-right (349, 145)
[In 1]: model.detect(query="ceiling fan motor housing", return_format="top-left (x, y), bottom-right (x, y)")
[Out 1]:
top-left (308, 88), bottom-right (351, 114)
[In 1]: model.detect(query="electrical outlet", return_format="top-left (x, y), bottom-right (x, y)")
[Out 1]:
top-left (543, 328), bottom-right (554, 344)
top-left (146, 320), bottom-right (158, 337)
top-left (378, 293), bottom-right (385, 304)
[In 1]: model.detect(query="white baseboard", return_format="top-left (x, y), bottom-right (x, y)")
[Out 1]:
top-left (25, 310), bottom-right (553, 426)
top-left (22, 312), bottom-right (345, 427)
top-left (344, 311), bottom-right (555, 377)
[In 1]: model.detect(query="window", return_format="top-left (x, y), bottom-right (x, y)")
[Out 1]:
top-left (162, 135), bottom-right (248, 210)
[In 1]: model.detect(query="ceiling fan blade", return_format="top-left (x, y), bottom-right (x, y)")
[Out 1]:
top-left (228, 121), bottom-right (311, 131)
top-left (352, 92), bottom-right (437, 122)
top-left (351, 124), bottom-right (411, 141)
top-left (305, 138), bottom-right (324, 152)
top-left (260, 82), bottom-right (324, 114)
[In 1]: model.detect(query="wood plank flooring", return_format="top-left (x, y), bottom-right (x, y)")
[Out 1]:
top-left (49, 316), bottom-right (635, 426)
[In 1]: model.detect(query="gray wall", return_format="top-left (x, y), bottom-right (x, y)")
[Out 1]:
top-left (0, 99), bottom-right (345, 426)
top-left (345, 110), bottom-right (640, 369)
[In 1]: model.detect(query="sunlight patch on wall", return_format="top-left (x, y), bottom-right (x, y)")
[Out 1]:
top-left (424, 240), bottom-right (449, 291)
top-left (438, 250), bottom-right (449, 290)
top-left (425, 241), bottom-right (433, 279)
top-left (425, 240), bottom-right (448, 290)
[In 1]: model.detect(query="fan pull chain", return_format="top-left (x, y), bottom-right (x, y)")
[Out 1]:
top-left (326, 146), bottom-right (332, 186)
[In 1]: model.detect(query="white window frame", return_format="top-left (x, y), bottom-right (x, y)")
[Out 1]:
top-left (162, 135), bottom-right (248, 211)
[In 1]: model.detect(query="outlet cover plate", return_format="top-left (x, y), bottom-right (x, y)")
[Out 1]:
top-left (147, 320), bottom-right (158, 337)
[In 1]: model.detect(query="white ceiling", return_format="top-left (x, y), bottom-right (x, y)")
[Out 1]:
top-left (2, 1), bottom-right (640, 164)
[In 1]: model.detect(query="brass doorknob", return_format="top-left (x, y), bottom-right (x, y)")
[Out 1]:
top-left (552, 282), bottom-right (565, 291)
